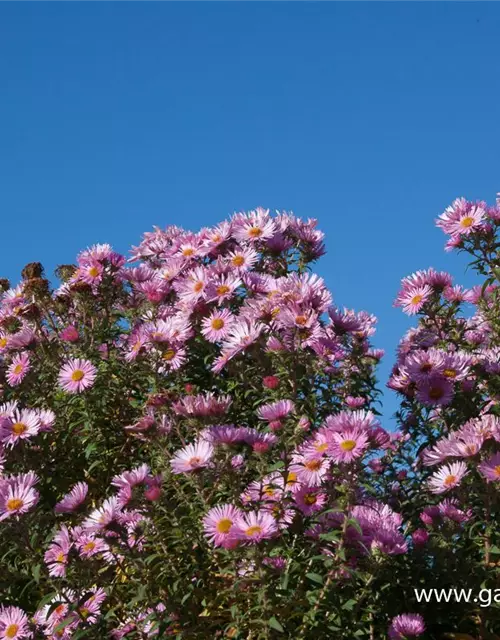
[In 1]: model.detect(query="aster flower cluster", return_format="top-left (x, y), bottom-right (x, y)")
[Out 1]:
top-left (3, 198), bottom-right (500, 637)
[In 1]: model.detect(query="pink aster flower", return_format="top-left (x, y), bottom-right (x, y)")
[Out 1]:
top-left (436, 197), bottom-right (486, 238)
top-left (37, 409), bottom-right (56, 432)
top-left (0, 409), bottom-right (40, 448)
top-left (0, 606), bottom-right (31, 640)
top-left (170, 440), bottom-right (213, 474)
top-left (293, 455), bottom-right (329, 487)
top-left (82, 496), bottom-right (122, 532)
top-left (55, 482), bottom-right (88, 513)
top-left (257, 400), bottom-right (295, 422)
top-left (112, 464), bottom-right (150, 504)
top-left (44, 525), bottom-right (72, 577)
top-left (0, 472), bottom-right (39, 521)
top-left (293, 487), bottom-right (327, 516)
top-left (78, 586), bottom-right (106, 624)
top-left (478, 453), bottom-right (500, 482)
top-left (388, 613), bottom-right (425, 639)
top-left (232, 208), bottom-right (276, 244)
top-left (6, 352), bottom-right (31, 386)
top-left (58, 358), bottom-right (97, 393)
top-left (203, 503), bottom-right (243, 548)
top-left (428, 461), bottom-right (468, 494)
top-left (226, 246), bottom-right (259, 271)
top-left (201, 309), bottom-right (235, 342)
top-left (396, 284), bottom-right (433, 315)
top-left (416, 375), bottom-right (454, 406)
top-left (233, 510), bottom-right (278, 544)
top-left (74, 532), bottom-right (110, 559)
top-left (328, 429), bottom-right (369, 463)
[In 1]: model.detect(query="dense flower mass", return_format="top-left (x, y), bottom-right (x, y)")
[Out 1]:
top-left (1, 198), bottom-right (500, 637)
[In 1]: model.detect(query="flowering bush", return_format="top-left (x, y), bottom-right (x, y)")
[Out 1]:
top-left (1, 200), bottom-right (500, 639)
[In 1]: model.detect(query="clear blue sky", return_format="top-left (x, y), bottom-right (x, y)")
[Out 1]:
top-left (1, 3), bottom-right (499, 423)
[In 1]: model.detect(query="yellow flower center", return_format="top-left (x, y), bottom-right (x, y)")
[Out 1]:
top-left (444, 474), bottom-right (457, 486)
top-left (83, 541), bottom-right (96, 552)
top-left (0, 337), bottom-right (7, 348)
top-left (5, 624), bottom-right (19, 638)
top-left (304, 460), bottom-right (322, 471)
top-left (411, 294), bottom-right (423, 305)
top-left (182, 247), bottom-right (195, 256)
top-left (56, 552), bottom-right (65, 562)
top-left (460, 216), bottom-right (474, 228)
top-left (71, 369), bottom-right (85, 382)
top-left (295, 315), bottom-right (307, 326)
top-left (245, 525), bottom-right (263, 537)
top-left (315, 442), bottom-right (328, 453)
top-left (216, 285), bottom-right (230, 296)
top-left (248, 226), bottom-right (263, 238)
top-left (189, 457), bottom-right (201, 467)
top-left (193, 281), bottom-right (204, 293)
top-left (287, 472), bottom-right (298, 485)
top-left (163, 349), bottom-right (176, 361)
top-left (216, 518), bottom-right (232, 534)
top-left (340, 439), bottom-right (357, 451)
top-left (443, 368), bottom-right (457, 379)
top-left (263, 486), bottom-right (275, 497)
top-left (88, 266), bottom-right (100, 278)
top-left (211, 318), bottom-right (225, 330)
top-left (12, 422), bottom-right (27, 436)
top-left (494, 465), bottom-right (500, 477)
top-left (79, 607), bottom-right (90, 619)
top-left (13, 364), bottom-right (23, 375)
top-left (231, 255), bottom-right (245, 267)
top-left (6, 498), bottom-right (23, 511)
top-left (303, 494), bottom-right (317, 505)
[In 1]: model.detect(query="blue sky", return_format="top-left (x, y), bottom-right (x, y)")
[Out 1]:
top-left (1, 3), bottom-right (499, 423)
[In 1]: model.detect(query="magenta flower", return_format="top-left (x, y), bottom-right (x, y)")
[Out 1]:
top-left (6, 352), bottom-right (31, 386)
top-left (60, 325), bottom-right (80, 342)
top-left (396, 284), bottom-right (433, 315)
top-left (388, 613), bottom-right (425, 638)
top-left (416, 375), bottom-right (454, 406)
top-left (0, 605), bottom-right (31, 639)
top-left (428, 461), bottom-right (468, 494)
top-left (293, 487), bottom-right (327, 516)
top-left (170, 440), bottom-right (213, 474)
top-left (58, 358), bottom-right (97, 393)
top-left (0, 472), bottom-right (39, 521)
top-left (233, 510), bottom-right (278, 544)
top-left (55, 481), bottom-right (88, 513)
top-left (203, 503), bottom-right (243, 548)
top-left (412, 529), bottom-right (429, 547)
top-left (75, 532), bottom-right (110, 559)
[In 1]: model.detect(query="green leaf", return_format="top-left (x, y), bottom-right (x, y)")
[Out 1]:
top-left (268, 616), bottom-right (284, 633)
top-left (306, 572), bottom-right (323, 585)
top-left (342, 599), bottom-right (357, 611)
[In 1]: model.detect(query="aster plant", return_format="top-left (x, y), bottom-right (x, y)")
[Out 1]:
top-left (387, 192), bottom-right (500, 638)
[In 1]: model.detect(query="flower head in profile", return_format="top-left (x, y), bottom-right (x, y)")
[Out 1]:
top-left (170, 440), bottom-right (213, 474)
top-left (203, 504), bottom-right (243, 548)
top-left (478, 453), bottom-right (500, 483)
top-left (44, 525), bottom-right (72, 577)
top-left (58, 358), bottom-right (97, 393)
top-left (388, 613), bottom-right (425, 639)
top-left (55, 482), bottom-right (88, 513)
top-left (428, 461), bottom-right (468, 494)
